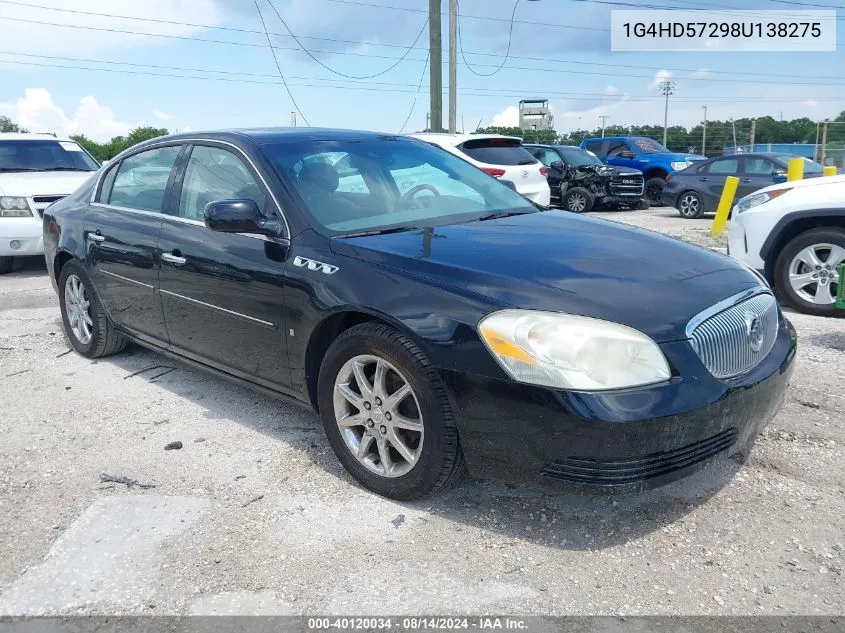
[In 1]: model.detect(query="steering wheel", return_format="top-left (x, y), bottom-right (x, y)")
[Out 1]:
top-left (402, 184), bottom-right (440, 207)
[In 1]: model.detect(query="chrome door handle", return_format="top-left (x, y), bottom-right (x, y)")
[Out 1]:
top-left (161, 253), bottom-right (186, 265)
top-left (88, 233), bottom-right (105, 243)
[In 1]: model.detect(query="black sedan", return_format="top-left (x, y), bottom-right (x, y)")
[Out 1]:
top-left (524, 144), bottom-right (647, 212)
top-left (663, 152), bottom-right (824, 219)
top-left (43, 128), bottom-right (795, 500)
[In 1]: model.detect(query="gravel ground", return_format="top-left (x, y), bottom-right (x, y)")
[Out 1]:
top-left (0, 209), bottom-right (843, 616)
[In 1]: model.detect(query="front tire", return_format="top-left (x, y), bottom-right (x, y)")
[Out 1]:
top-left (562, 187), bottom-right (594, 214)
top-left (58, 260), bottom-right (129, 357)
top-left (0, 256), bottom-right (12, 275)
top-left (774, 228), bottom-right (845, 317)
top-left (317, 322), bottom-right (465, 500)
top-left (677, 190), bottom-right (705, 219)
top-left (644, 177), bottom-right (665, 205)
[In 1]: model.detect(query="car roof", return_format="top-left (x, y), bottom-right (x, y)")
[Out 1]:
top-left (409, 132), bottom-right (522, 146)
top-left (0, 132), bottom-right (74, 142)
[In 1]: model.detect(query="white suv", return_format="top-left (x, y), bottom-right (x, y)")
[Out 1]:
top-left (728, 174), bottom-right (845, 316)
top-left (409, 133), bottom-right (551, 206)
top-left (0, 133), bottom-right (99, 274)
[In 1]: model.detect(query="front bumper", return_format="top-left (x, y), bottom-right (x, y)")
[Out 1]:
top-left (441, 315), bottom-right (796, 489)
top-left (0, 217), bottom-right (44, 256)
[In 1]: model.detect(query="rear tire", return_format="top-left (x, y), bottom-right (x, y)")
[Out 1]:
top-left (677, 190), bottom-right (705, 219)
top-left (318, 322), bottom-right (465, 500)
top-left (774, 227), bottom-right (845, 317)
top-left (0, 256), bottom-right (12, 275)
top-left (644, 177), bottom-right (665, 205)
top-left (562, 187), bottom-right (594, 214)
top-left (58, 260), bottom-right (129, 358)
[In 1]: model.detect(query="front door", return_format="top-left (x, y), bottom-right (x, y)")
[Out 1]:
top-left (739, 156), bottom-right (780, 198)
top-left (157, 143), bottom-right (292, 391)
top-left (85, 144), bottom-right (183, 344)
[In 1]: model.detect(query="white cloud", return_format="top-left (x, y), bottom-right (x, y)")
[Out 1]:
top-left (650, 69), bottom-right (672, 88)
top-left (153, 110), bottom-right (176, 121)
top-left (492, 105), bottom-right (519, 127)
top-left (0, 0), bottom-right (226, 57)
top-left (0, 88), bottom-right (138, 142)
top-left (694, 68), bottom-right (712, 79)
top-left (804, 99), bottom-right (819, 107)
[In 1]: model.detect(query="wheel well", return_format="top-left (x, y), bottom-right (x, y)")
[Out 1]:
top-left (304, 311), bottom-right (381, 411)
top-left (643, 169), bottom-right (668, 181)
top-left (764, 216), bottom-right (845, 283)
top-left (54, 251), bottom-right (73, 283)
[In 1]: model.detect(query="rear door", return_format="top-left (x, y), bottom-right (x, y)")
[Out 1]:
top-left (85, 144), bottom-right (183, 344)
top-left (699, 156), bottom-right (741, 208)
top-left (156, 142), bottom-right (292, 390)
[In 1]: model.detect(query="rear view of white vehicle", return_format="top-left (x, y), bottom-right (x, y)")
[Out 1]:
top-left (409, 133), bottom-right (551, 206)
top-left (0, 133), bottom-right (99, 274)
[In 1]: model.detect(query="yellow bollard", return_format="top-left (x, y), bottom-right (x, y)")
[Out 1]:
top-left (787, 157), bottom-right (804, 181)
top-left (824, 165), bottom-right (837, 176)
top-left (711, 176), bottom-right (739, 237)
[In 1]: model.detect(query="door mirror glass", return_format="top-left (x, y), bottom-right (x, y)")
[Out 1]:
top-left (550, 160), bottom-right (564, 171)
top-left (204, 200), bottom-right (279, 236)
top-left (618, 150), bottom-right (635, 159)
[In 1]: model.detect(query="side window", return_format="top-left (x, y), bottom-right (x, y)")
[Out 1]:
top-left (707, 158), bottom-right (739, 175)
top-left (97, 162), bottom-right (119, 203)
top-left (744, 157), bottom-right (777, 175)
top-left (607, 142), bottom-right (632, 157)
top-left (178, 145), bottom-right (267, 221)
top-left (584, 141), bottom-right (604, 155)
top-left (107, 146), bottom-right (181, 212)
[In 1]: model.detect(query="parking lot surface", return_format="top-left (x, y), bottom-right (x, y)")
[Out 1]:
top-left (0, 208), bottom-right (843, 616)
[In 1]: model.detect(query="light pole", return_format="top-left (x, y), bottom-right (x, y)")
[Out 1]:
top-left (599, 115), bottom-right (609, 138)
top-left (702, 105), bottom-right (707, 156)
top-left (658, 80), bottom-right (676, 147)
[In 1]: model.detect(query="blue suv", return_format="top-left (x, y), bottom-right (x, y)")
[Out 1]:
top-left (580, 136), bottom-right (704, 204)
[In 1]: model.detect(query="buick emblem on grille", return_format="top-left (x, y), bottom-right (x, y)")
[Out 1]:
top-left (745, 312), bottom-right (764, 353)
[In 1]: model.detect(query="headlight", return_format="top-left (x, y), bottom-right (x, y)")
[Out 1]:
top-left (0, 197), bottom-right (32, 217)
top-left (734, 189), bottom-right (789, 214)
top-left (478, 310), bottom-right (671, 391)
top-left (670, 161), bottom-right (689, 171)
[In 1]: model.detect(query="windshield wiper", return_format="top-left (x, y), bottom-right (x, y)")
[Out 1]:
top-left (473, 210), bottom-right (535, 222)
top-left (48, 167), bottom-right (94, 171)
top-left (337, 226), bottom-right (419, 238)
top-left (0, 167), bottom-right (46, 172)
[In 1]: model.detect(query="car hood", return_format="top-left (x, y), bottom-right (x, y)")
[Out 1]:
top-left (330, 211), bottom-right (763, 343)
top-left (0, 171), bottom-right (94, 197)
top-left (608, 165), bottom-right (644, 176)
top-left (647, 152), bottom-right (705, 164)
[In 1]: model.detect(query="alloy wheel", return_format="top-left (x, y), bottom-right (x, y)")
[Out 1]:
top-left (64, 274), bottom-right (93, 345)
top-left (679, 193), bottom-right (700, 217)
top-left (788, 243), bottom-right (845, 306)
top-left (332, 354), bottom-right (424, 478)
top-left (567, 192), bottom-right (587, 213)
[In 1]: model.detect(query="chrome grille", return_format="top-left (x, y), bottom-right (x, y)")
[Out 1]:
top-left (609, 173), bottom-right (644, 197)
top-left (689, 292), bottom-right (779, 379)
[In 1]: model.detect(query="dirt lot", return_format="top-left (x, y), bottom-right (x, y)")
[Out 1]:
top-left (0, 208), bottom-right (843, 616)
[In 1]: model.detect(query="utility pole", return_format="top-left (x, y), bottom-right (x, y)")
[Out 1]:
top-left (814, 120), bottom-right (821, 161)
top-left (701, 105), bottom-right (707, 156)
top-left (821, 119), bottom-right (829, 165)
top-left (658, 80), bottom-right (676, 147)
top-left (426, 112), bottom-right (431, 133)
top-left (599, 115), bottom-right (609, 137)
top-left (290, 111), bottom-right (297, 127)
top-left (448, 0), bottom-right (457, 133)
top-left (429, 0), bottom-right (442, 133)
top-left (749, 118), bottom-right (756, 149)
top-left (731, 118), bottom-right (738, 151)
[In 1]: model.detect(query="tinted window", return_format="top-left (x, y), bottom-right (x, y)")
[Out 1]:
top-left (178, 145), bottom-right (265, 221)
top-left (107, 146), bottom-right (181, 212)
top-left (533, 149), bottom-right (559, 167)
top-left (707, 158), bottom-right (739, 175)
top-left (557, 147), bottom-right (603, 167)
top-left (458, 138), bottom-right (537, 166)
top-left (262, 138), bottom-right (535, 235)
top-left (744, 157), bottom-right (778, 175)
top-left (584, 141), bottom-right (605, 155)
top-left (0, 140), bottom-right (98, 172)
top-left (607, 141), bottom-right (632, 157)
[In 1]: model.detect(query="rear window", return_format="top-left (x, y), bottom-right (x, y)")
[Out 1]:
top-left (458, 138), bottom-right (538, 166)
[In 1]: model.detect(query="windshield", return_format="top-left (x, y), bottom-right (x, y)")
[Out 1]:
top-left (558, 147), bottom-right (603, 167)
top-left (631, 137), bottom-right (671, 154)
top-left (0, 140), bottom-right (99, 172)
top-left (261, 138), bottom-right (537, 235)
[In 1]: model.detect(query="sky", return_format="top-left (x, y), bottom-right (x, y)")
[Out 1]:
top-left (1, 0), bottom-right (844, 145)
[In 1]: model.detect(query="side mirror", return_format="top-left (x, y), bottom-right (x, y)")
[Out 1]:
top-left (204, 200), bottom-right (281, 236)
top-left (772, 170), bottom-right (787, 184)
top-left (550, 161), bottom-right (564, 171)
top-left (500, 179), bottom-right (517, 191)
top-left (619, 151), bottom-right (635, 159)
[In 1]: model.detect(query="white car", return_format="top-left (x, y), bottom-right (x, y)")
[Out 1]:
top-left (0, 133), bottom-right (99, 274)
top-left (409, 133), bottom-right (551, 206)
top-left (728, 174), bottom-right (845, 316)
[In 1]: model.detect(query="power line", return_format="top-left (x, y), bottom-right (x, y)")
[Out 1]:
top-left (252, 0), bottom-right (310, 126)
top-left (398, 51), bottom-right (430, 134)
top-left (457, 0), bottom-right (520, 77)
top-left (260, 0), bottom-right (428, 80)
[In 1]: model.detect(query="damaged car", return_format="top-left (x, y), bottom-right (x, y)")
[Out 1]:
top-left (525, 144), bottom-right (648, 213)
